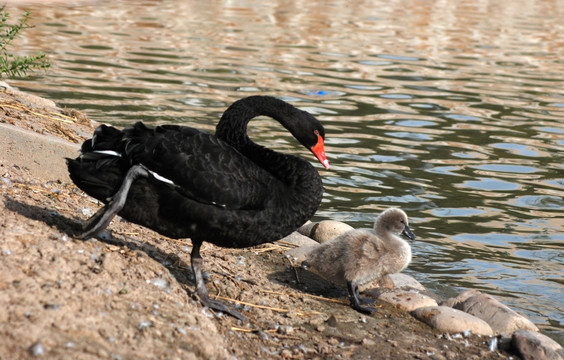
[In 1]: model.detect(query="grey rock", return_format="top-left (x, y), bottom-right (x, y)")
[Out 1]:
top-left (442, 289), bottom-right (538, 335)
top-left (378, 290), bottom-right (438, 312)
top-left (383, 273), bottom-right (426, 291)
top-left (411, 306), bottom-right (493, 336)
top-left (279, 231), bottom-right (319, 248)
top-left (297, 220), bottom-right (353, 243)
top-left (512, 330), bottom-right (564, 360)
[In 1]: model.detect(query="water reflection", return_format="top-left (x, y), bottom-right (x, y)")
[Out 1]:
top-left (7, 0), bottom-right (564, 343)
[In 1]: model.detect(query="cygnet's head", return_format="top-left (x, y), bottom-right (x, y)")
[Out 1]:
top-left (374, 208), bottom-right (416, 240)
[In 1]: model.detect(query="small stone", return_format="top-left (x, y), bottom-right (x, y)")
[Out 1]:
top-left (81, 208), bottom-right (93, 217)
top-left (28, 341), bottom-right (45, 356)
top-left (361, 338), bottom-right (376, 346)
top-left (512, 329), bottom-right (564, 360)
top-left (280, 348), bottom-right (293, 358)
top-left (411, 306), bottom-right (493, 336)
top-left (151, 277), bottom-right (171, 293)
top-left (138, 320), bottom-right (152, 331)
top-left (277, 325), bottom-right (294, 335)
top-left (326, 314), bottom-right (338, 327)
top-left (1, 177), bottom-right (11, 187)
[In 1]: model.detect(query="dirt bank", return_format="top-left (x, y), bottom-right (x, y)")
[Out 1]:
top-left (0, 83), bottom-right (511, 359)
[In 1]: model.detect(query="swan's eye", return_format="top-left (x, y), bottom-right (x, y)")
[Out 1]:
top-left (314, 130), bottom-right (319, 136)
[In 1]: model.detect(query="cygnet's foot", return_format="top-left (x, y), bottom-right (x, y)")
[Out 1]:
top-left (351, 299), bottom-right (378, 314)
top-left (359, 296), bottom-right (376, 305)
top-left (347, 280), bottom-right (378, 314)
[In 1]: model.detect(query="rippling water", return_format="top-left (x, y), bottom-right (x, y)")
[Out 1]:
top-left (7, 0), bottom-right (564, 343)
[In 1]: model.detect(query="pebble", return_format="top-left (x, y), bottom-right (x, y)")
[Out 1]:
top-left (1, 177), bottom-right (11, 187)
top-left (138, 320), bottom-right (152, 331)
top-left (280, 348), bottom-right (293, 358)
top-left (151, 278), bottom-right (170, 292)
top-left (377, 290), bottom-right (438, 312)
top-left (28, 341), bottom-right (45, 356)
top-left (512, 329), bottom-right (564, 360)
top-left (277, 325), bottom-right (294, 335)
top-left (411, 306), bottom-right (494, 336)
top-left (442, 289), bottom-right (539, 334)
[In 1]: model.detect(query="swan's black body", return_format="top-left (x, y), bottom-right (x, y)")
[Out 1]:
top-left (66, 96), bottom-right (329, 320)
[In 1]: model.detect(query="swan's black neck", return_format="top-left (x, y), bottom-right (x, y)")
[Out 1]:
top-left (215, 95), bottom-right (322, 199)
top-left (216, 96), bottom-right (296, 148)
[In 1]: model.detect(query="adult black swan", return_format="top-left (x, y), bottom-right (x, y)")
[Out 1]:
top-left (66, 95), bottom-right (329, 320)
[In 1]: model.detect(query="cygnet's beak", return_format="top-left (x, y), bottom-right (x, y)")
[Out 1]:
top-left (402, 225), bottom-right (416, 240)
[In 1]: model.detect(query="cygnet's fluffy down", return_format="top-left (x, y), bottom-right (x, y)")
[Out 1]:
top-left (302, 208), bottom-right (415, 314)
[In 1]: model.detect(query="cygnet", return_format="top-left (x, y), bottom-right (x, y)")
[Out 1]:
top-left (302, 207), bottom-right (415, 314)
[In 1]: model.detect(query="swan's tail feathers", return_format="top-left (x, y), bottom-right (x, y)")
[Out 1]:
top-left (78, 124), bottom-right (125, 160)
top-left (67, 124), bottom-right (127, 203)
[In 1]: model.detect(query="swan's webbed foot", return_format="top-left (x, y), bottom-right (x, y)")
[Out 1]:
top-left (191, 249), bottom-right (245, 321)
top-left (347, 280), bottom-right (378, 314)
top-left (78, 165), bottom-right (150, 240)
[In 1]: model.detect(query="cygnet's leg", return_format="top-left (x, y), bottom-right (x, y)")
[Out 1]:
top-left (191, 242), bottom-right (245, 321)
top-left (347, 280), bottom-right (378, 314)
top-left (78, 165), bottom-right (150, 240)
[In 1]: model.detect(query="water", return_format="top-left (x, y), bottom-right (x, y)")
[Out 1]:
top-left (6, 0), bottom-right (564, 343)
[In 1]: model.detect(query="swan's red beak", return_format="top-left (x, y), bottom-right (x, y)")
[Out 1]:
top-left (311, 133), bottom-right (330, 169)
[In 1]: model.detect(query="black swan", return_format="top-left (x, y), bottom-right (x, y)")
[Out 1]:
top-left (66, 95), bottom-right (329, 320)
top-left (301, 208), bottom-right (415, 313)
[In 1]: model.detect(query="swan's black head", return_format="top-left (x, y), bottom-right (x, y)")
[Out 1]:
top-left (290, 109), bottom-right (329, 169)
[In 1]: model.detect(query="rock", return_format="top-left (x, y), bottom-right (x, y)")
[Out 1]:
top-left (442, 289), bottom-right (538, 335)
top-left (381, 273), bottom-right (426, 291)
top-left (297, 220), bottom-right (354, 243)
top-left (297, 221), bottom-right (316, 237)
top-left (411, 306), bottom-right (494, 336)
top-left (512, 330), bottom-right (564, 360)
top-left (377, 290), bottom-right (438, 312)
top-left (278, 231), bottom-right (319, 248)
top-left (312, 220), bottom-right (354, 243)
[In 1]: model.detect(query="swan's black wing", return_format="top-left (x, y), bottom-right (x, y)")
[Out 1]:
top-left (122, 122), bottom-right (279, 210)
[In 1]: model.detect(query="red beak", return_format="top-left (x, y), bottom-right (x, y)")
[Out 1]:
top-left (311, 133), bottom-right (330, 169)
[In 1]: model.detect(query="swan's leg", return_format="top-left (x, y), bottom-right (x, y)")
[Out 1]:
top-left (191, 242), bottom-right (245, 321)
top-left (78, 165), bottom-right (150, 240)
top-left (347, 280), bottom-right (377, 314)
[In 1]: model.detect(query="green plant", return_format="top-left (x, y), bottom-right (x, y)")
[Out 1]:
top-left (0, 6), bottom-right (50, 78)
